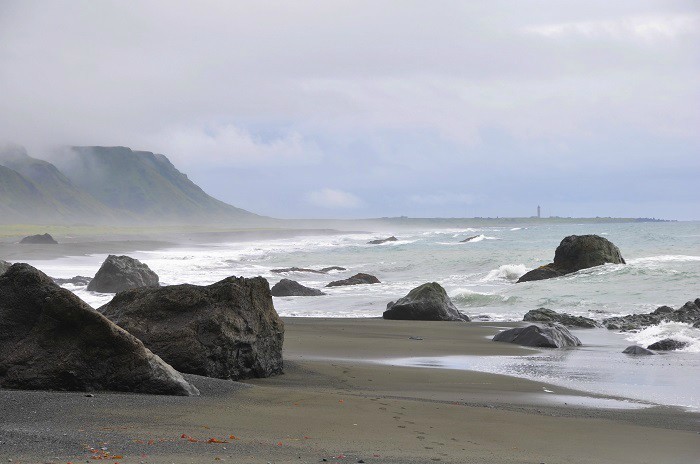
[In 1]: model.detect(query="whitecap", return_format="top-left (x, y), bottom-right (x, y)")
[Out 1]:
top-left (482, 264), bottom-right (528, 282)
top-left (626, 322), bottom-right (700, 353)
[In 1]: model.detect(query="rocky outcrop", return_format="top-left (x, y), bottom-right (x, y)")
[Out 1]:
top-left (19, 233), bottom-right (58, 244)
top-left (53, 275), bottom-right (92, 286)
top-left (517, 235), bottom-right (625, 283)
top-left (492, 324), bottom-right (582, 348)
top-left (647, 339), bottom-right (688, 351)
top-left (0, 263), bottom-right (198, 396)
top-left (87, 255), bottom-right (159, 293)
top-left (271, 279), bottom-right (325, 297)
top-left (0, 260), bottom-right (11, 276)
top-left (100, 276), bottom-right (284, 381)
top-left (523, 308), bottom-right (601, 328)
top-left (623, 345), bottom-right (655, 355)
top-left (368, 236), bottom-right (398, 245)
top-left (383, 282), bottom-right (469, 321)
top-left (270, 266), bottom-right (346, 274)
top-left (326, 273), bottom-right (381, 287)
top-left (460, 235), bottom-right (479, 243)
top-left (603, 299), bottom-right (700, 331)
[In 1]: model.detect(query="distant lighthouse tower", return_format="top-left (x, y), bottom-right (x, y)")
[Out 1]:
top-left (537, 205), bottom-right (541, 218)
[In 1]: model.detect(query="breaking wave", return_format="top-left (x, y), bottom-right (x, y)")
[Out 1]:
top-left (626, 322), bottom-right (700, 353)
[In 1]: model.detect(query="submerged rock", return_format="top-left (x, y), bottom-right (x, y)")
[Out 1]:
top-left (647, 339), bottom-right (688, 351)
top-left (87, 255), bottom-right (159, 293)
top-left (0, 263), bottom-right (198, 396)
top-left (53, 275), bottom-right (92, 286)
top-left (603, 299), bottom-right (700, 331)
top-left (271, 279), bottom-right (325, 297)
top-left (492, 324), bottom-right (582, 348)
top-left (523, 308), bottom-right (601, 328)
top-left (622, 345), bottom-right (655, 355)
top-left (100, 276), bottom-right (284, 381)
top-left (383, 282), bottom-right (469, 321)
top-left (0, 260), bottom-right (11, 276)
top-left (326, 273), bottom-right (381, 287)
top-left (368, 236), bottom-right (398, 245)
top-left (459, 235), bottom-right (479, 243)
top-left (19, 233), bottom-right (58, 244)
top-left (270, 266), bottom-right (346, 274)
top-left (517, 235), bottom-right (625, 283)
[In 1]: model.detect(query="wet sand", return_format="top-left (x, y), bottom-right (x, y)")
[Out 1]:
top-left (1, 318), bottom-right (699, 463)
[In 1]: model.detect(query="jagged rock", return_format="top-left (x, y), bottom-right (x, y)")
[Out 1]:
top-left (271, 279), bottom-right (325, 297)
top-left (517, 235), bottom-right (625, 283)
top-left (460, 235), bottom-right (479, 243)
top-left (326, 273), bottom-right (381, 287)
top-left (647, 339), bottom-right (688, 351)
top-left (368, 236), bottom-right (398, 245)
top-left (603, 299), bottom-right (700, 331)
top-left (87, 255), bottom-right (159, 293)
top-left (19, 233), bottom-right (58, 244)
top-left (383, 282), bottom-right (469, 321)
top-left (492, 324), bottom-right (582, 348)
top-left (0, 263), bottom-right (198, 396)
top-left (53, 276), bottom-right (92, 286)
top-left (0, 260), bottom-right (11, 276)
top-left (100, 276), bottom-right (284, 381)
top-left (270, 266), bottom-right (346, 274)
top-left (523, 308), bottom-right (601, 328)
top-left (623, 345), bottom-right (655, 355)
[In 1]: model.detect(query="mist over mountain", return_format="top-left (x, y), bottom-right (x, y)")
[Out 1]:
top-left (0, 145), bottom-right (261, 225)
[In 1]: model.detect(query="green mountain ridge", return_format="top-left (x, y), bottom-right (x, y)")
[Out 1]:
top-left (0, 145), bottom-right (261, 225)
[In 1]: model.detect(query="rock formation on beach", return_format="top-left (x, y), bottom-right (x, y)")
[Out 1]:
top-left (517, 235), bottom-right (625, 283)
top-left (270, 279), bottom-right (325, 296)
top-left (383, 282), bottom-right (469, 321)
top-left (492, 323), bottom-right (582, 348)
top-left (647, 339), bottom-right (688, 351)
top-left (19, 233), bottom-right (58, 244)
top-left (53, 275), bottom-right (92, 286)
top-left (603, 299), bottom-right (700, 331)
top-left (523, 308), bottom-right (601, 328)
top-left (0, 260), bottom-right (10, 276)
top-left (326, 273), bottom-right (381, 287)
top-left (623, 345), bottom-right (655, 355)
top-left (368, 236), bottom-right (398, 245)
top-left (87, 255), bottom-right (159, 293)
top-left (270, 266), bottom-right (346, 274)
top-left (0, 263), bottom-right (198, 396)
top-left (100, 276), bottom-right (284, 381)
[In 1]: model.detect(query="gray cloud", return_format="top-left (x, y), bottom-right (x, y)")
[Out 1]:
top-left (0, 0), bottom-right (698, 219)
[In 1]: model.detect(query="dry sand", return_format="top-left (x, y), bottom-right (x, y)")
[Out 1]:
top-left (1, 318), bottom-right (699, 463)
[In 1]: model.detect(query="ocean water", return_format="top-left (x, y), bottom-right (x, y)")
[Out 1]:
top-left (21, 220), bottom-right (700, 409)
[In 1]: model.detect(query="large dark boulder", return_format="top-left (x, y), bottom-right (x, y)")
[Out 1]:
top-left (603, 299), bottom-right (700, 331)
top-left (0, 264), bottom-right (198, 396)
top-left (523, 308), bottom-right (601, 328)
top-left (271, 279), bottom-right (325, 297)
top-left (517, 235), bottom-right (625, 283)
top-left (492, 324), bottom-right (582, 348)
top-left (383, 282), bottom-right (469, 321)
top-left (100, 276), bottom-right (284, 381)
top-left (368, 236), bottom-right (398, 245)
top-left (326, 273), bottom-right (380, 287)
top-left (87, 255), bottom-right (159, 293)
top-left (623, 345), bottom-right (655, 355)
top-left (0, 260), bottom-right (10, 276)
top-left (19, 233), bottom-right (58, 244)
top-left (647, 339), bottom-right (688, 351)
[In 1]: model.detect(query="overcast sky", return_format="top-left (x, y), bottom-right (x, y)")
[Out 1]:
top-left (1, 0), bottom-right (698, 219)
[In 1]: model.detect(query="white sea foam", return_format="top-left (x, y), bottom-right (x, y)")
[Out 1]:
top-left (509, 227), bottom-right (523, 231)
top-left (626, 322), bottom-right (700, 353)
top-left (629, 255), bottom-right (700, 264)
top-left (450, 288), bottom-right (519, 307)
top-left (482, 264), bottom-right (528, 282)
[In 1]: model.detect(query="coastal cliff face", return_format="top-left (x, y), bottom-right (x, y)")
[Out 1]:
top-left (0, 145), bottom-right (261, 225)
top-left (518, 235), bottom-right (625, 283)
top-left (100, 276), bottom-right (284, 381)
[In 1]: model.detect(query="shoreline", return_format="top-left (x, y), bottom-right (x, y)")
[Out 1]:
top-left (2, 318), bottom-right (698, 463)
